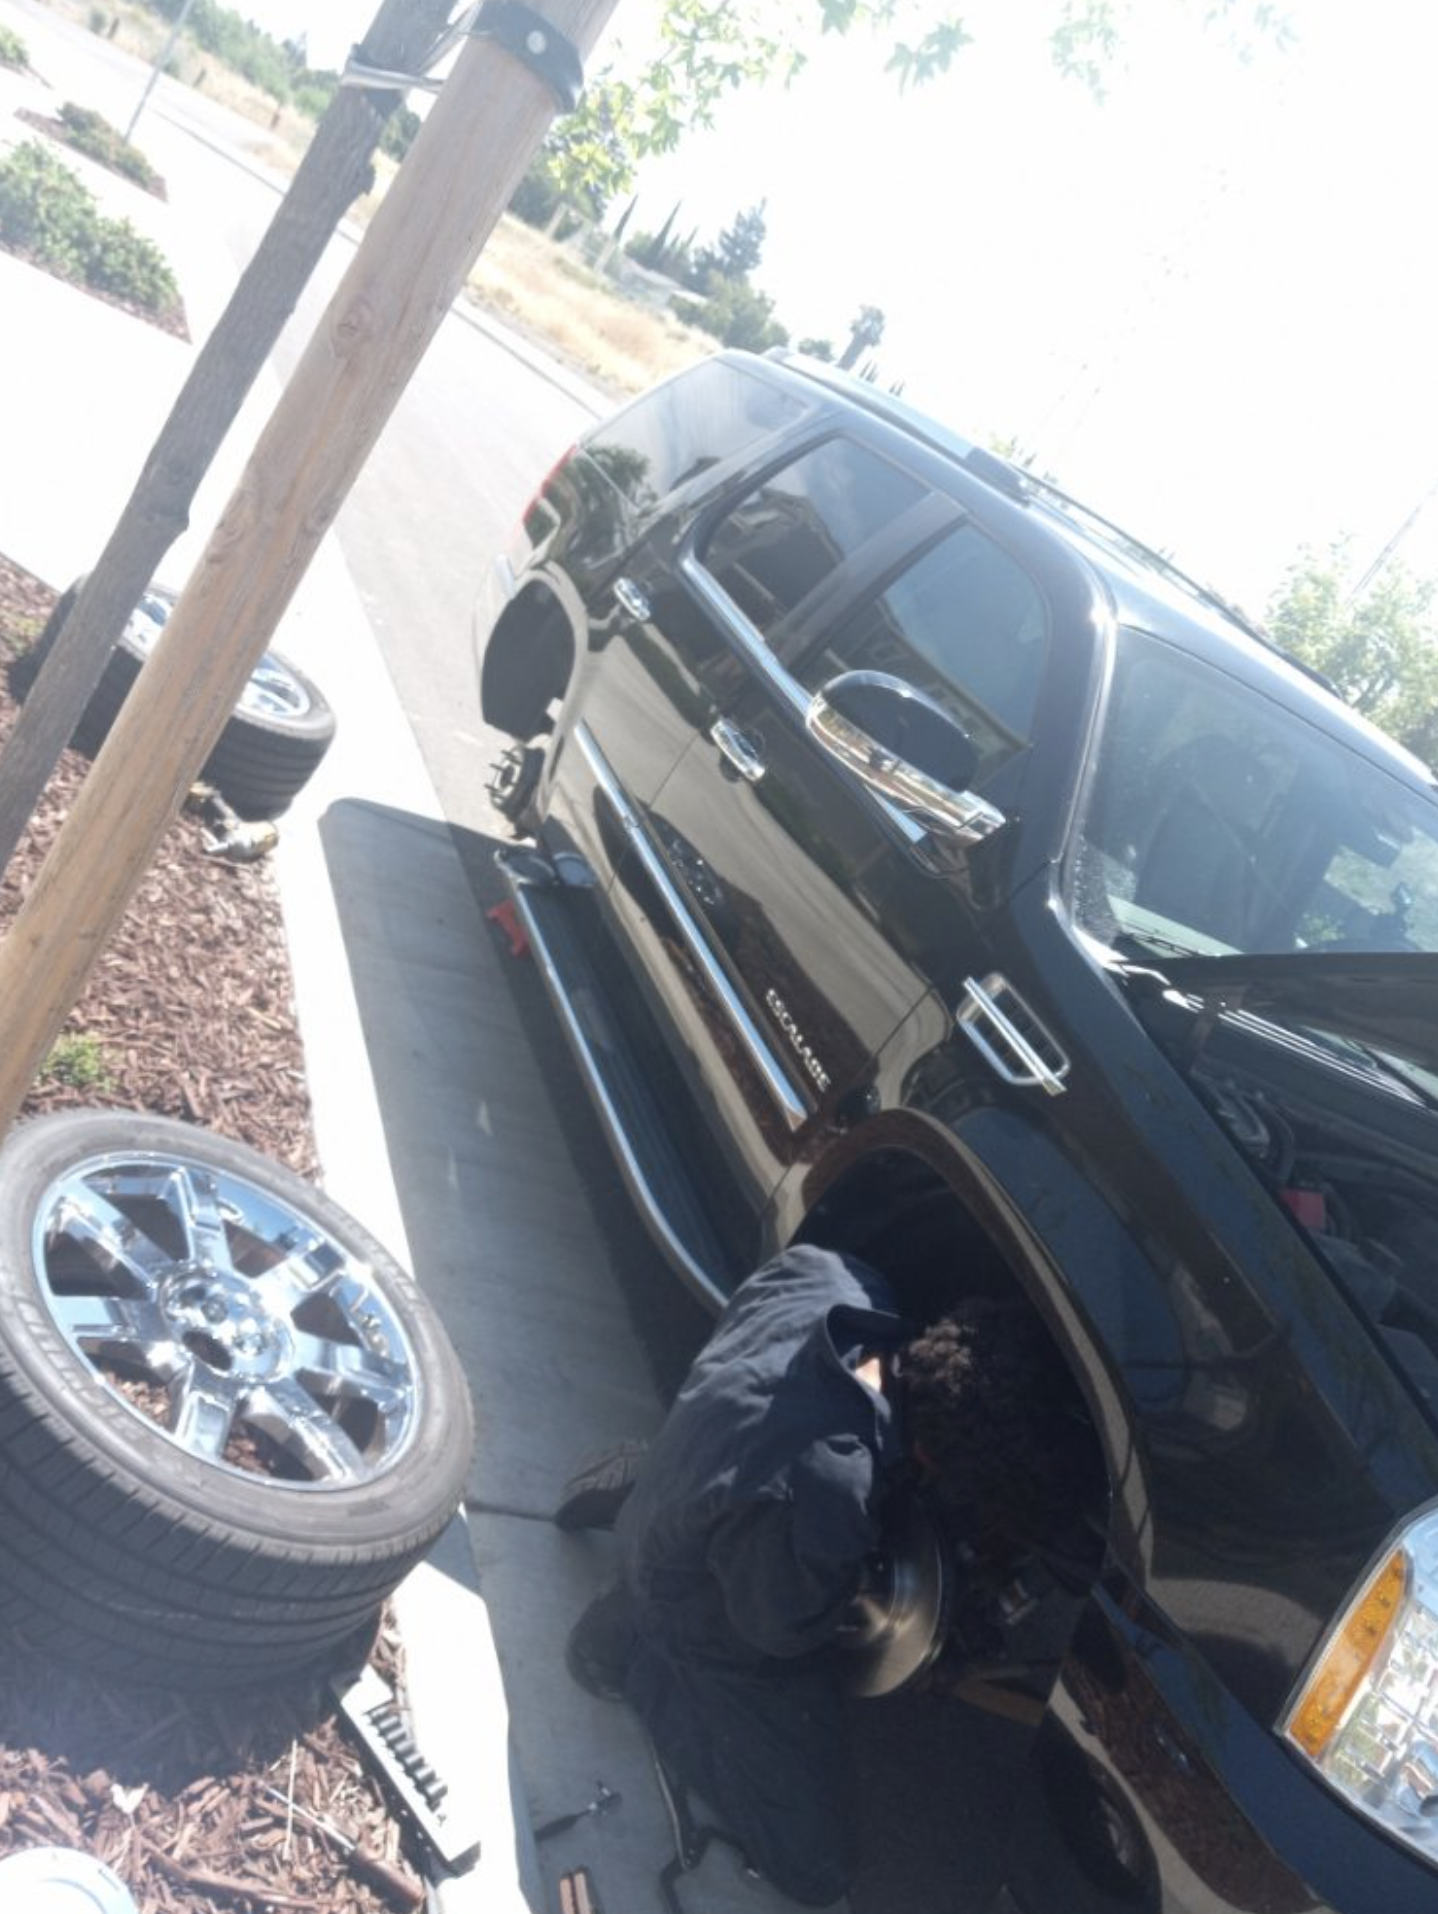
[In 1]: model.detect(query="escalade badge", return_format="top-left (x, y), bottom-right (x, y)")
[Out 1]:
top-left (765, 989), bottom-right (831, 1094)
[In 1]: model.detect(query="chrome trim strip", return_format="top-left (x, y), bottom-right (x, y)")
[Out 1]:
top-left (957, 973), bottom-right (1069, 1097)
top-left (501, 874), bottom-right (727, 1311)
top-left (576, 724), bottom-right (811, 1131)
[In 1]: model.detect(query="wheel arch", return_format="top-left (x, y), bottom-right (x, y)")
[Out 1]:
top-left (478, 575), bottom-right (580, 741)
top-left (776, 1109), bottom-right (1151, 1579)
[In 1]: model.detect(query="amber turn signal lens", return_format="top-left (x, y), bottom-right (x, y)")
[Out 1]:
top-left (1288, 1550), bottom-right (1408, 1758)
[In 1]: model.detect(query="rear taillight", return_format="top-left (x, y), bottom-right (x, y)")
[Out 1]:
top-left (521, 442), bottom-right (577, 539)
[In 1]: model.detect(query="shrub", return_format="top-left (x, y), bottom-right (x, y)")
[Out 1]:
top-left (509, 156), bottom-right (562, 230)
top-left (0, 143), bottom-right (96, 282)
top-left (0, 141), bottom-right (179, 317)
top-left (0, 24), bottom-right (28, 69)
top-left (86, 215), bottom-right (179, 312)
top-left (58, 102), bottom-right (162, 192)
top-left (672, 276), bottom-right (789, 353)
top-left (379, 102), bottom-right (421, 163)
top-left (293, 78), bottom-right (336, 121)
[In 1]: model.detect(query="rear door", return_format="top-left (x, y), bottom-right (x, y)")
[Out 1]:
top-left (602, 426), bottom-right (1054, 1220)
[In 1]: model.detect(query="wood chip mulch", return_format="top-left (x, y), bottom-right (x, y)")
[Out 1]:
top-left (0, 554), bottom-right (317, 1178)
top-left (0, 554), bottom-right (427, 1913)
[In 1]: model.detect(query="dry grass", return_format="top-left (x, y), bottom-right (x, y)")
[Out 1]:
top-left (45, 0), bottom-right (320, 170)
top-left (463, 216), bottom-right (713, 395)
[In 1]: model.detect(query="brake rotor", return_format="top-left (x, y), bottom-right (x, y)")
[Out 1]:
top-left (835, 1486), bottom-right (952, 1698)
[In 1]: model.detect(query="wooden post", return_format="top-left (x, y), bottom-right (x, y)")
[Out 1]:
top-left (0, 0), bottom-right (620, 1132)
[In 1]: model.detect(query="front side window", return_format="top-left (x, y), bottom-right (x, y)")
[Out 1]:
top-left (795, 524), bottom-right (1048, 775)
top-left (1071, 631), bottom-right (1438, 957)
top-left (700, 438), bottom-right (926, 642)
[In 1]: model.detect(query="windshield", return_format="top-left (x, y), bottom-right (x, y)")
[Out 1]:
top-left (1069, 630), bottom-right (1438, 960)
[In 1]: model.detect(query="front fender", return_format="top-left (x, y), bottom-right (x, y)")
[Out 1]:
top-left (1001, 1580), bottom-right (1430, 1914)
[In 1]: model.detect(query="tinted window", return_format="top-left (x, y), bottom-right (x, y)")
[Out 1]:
top-left (1072, 632), bottom-right (1438, 956)
top-left (701, 439), bottom-right (926, 641)
top-left (797, 524), bottom-right (1047, 771)
top-left (584, 360), bottom-right (805, 512)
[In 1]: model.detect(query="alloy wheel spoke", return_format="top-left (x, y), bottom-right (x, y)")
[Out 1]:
top-left (49, 1187), bottom-right (173, 1297)
top-left (292, 1330), bottom-right (408, 1411)
top-left (253, 1378), bottom-right (372, 1484)
top-left (169, 1373), bottom-right (241, 1461)
top-left (174, 1166), bottom-right (236, 1276)
top-left (47, 1291), bottom-right (178, 1366)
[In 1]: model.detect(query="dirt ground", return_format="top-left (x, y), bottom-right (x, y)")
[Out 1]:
top-left (0, 553), bottom-right (429, 1914)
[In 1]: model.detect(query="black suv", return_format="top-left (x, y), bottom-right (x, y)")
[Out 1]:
top-left (476, 349), bottom-right (1438, 1913)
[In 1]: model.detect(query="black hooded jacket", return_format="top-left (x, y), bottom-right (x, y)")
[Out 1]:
top-left (617, 1244), bottom-right (914, 1666)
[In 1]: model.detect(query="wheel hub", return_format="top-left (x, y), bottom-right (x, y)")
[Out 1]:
top-left (165, 1267), bottom-right (290, 1380)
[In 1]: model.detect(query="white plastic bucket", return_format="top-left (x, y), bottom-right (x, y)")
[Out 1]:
top-left (0, 1846), bottom-right (139, 1912)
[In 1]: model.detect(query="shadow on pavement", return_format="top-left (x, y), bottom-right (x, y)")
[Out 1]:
top-left (317, 796), bottom-right (1029, 1914)
top-left (320, 797), bottom-right (711, 1431)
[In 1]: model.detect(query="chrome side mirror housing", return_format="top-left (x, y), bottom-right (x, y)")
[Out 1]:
top-left (805, 671), bottom-right (1007, 845)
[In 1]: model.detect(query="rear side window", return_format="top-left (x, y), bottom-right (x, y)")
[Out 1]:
top-left (584, 360), bottom-right (805, 512)
top-left (700, 438), bottom-right (926, 641)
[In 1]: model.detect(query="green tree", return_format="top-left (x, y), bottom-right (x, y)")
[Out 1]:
top-left (543, 1), bottom-right (1289, 217)
top-left (697, 200), bottom-right (768, 283)
top-left (1266, 539), bottom-right (1438, 761)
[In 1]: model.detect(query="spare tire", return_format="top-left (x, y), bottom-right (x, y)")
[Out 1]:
top-left (25, 579), bottom-right (336, 819)
top-left (0, 1111), bottom-right (473, 1688)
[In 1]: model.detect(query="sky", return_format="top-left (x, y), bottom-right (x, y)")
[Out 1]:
top-left (236, 0), bottom-right (1438, 612)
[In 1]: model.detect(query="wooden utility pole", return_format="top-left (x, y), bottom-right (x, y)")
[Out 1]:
top-left (0, 0), bottom-right (619, 1131)
top-left (0, 0), bottom-right (457, 881)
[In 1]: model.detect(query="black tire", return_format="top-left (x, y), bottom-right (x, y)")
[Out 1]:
top-left (0, 1111), bottom-right (473, 1688)
top-left (194, 647), bottom-right (337, 820)
top-left (23, 579), bottom-right (337, 818)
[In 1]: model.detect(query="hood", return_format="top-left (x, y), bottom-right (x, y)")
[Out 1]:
top-left (1147, 951), bottom-right (1438, 1084)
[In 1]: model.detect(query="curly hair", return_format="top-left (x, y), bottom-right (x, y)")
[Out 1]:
top-left (897, 1298), bottom-right (1103, 1546)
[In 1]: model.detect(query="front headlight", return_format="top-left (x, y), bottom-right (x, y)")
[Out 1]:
top-left (1283, 1509), bottom-right (1438, 1866)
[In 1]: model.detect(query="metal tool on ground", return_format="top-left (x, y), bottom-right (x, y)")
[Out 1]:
top-left (184, 782), bottom-right (279, 862)
top-left (534, 1779), bottom-right (621, 1842)
top-left (332, 1664), bottom-right (482, 1871)
top-left (261, 1786), bottom-right (425, 1911)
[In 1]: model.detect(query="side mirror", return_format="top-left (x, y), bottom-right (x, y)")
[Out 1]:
top-left (805, 671), bottom-right (1007, 845)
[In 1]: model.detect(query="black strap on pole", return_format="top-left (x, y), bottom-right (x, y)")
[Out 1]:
top-left (343, 0), bottom-right (584, 110)
top-left (469, 0), bottom-right (584, 109)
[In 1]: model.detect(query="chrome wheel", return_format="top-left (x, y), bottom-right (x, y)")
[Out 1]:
top-left (37, 1149), bottom-right (420, 1487)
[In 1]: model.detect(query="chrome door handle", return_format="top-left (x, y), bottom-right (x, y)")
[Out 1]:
top-left (709, 717), bottom-right (766, 783)
top-left (613, 575), bottom-right (651, 621)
